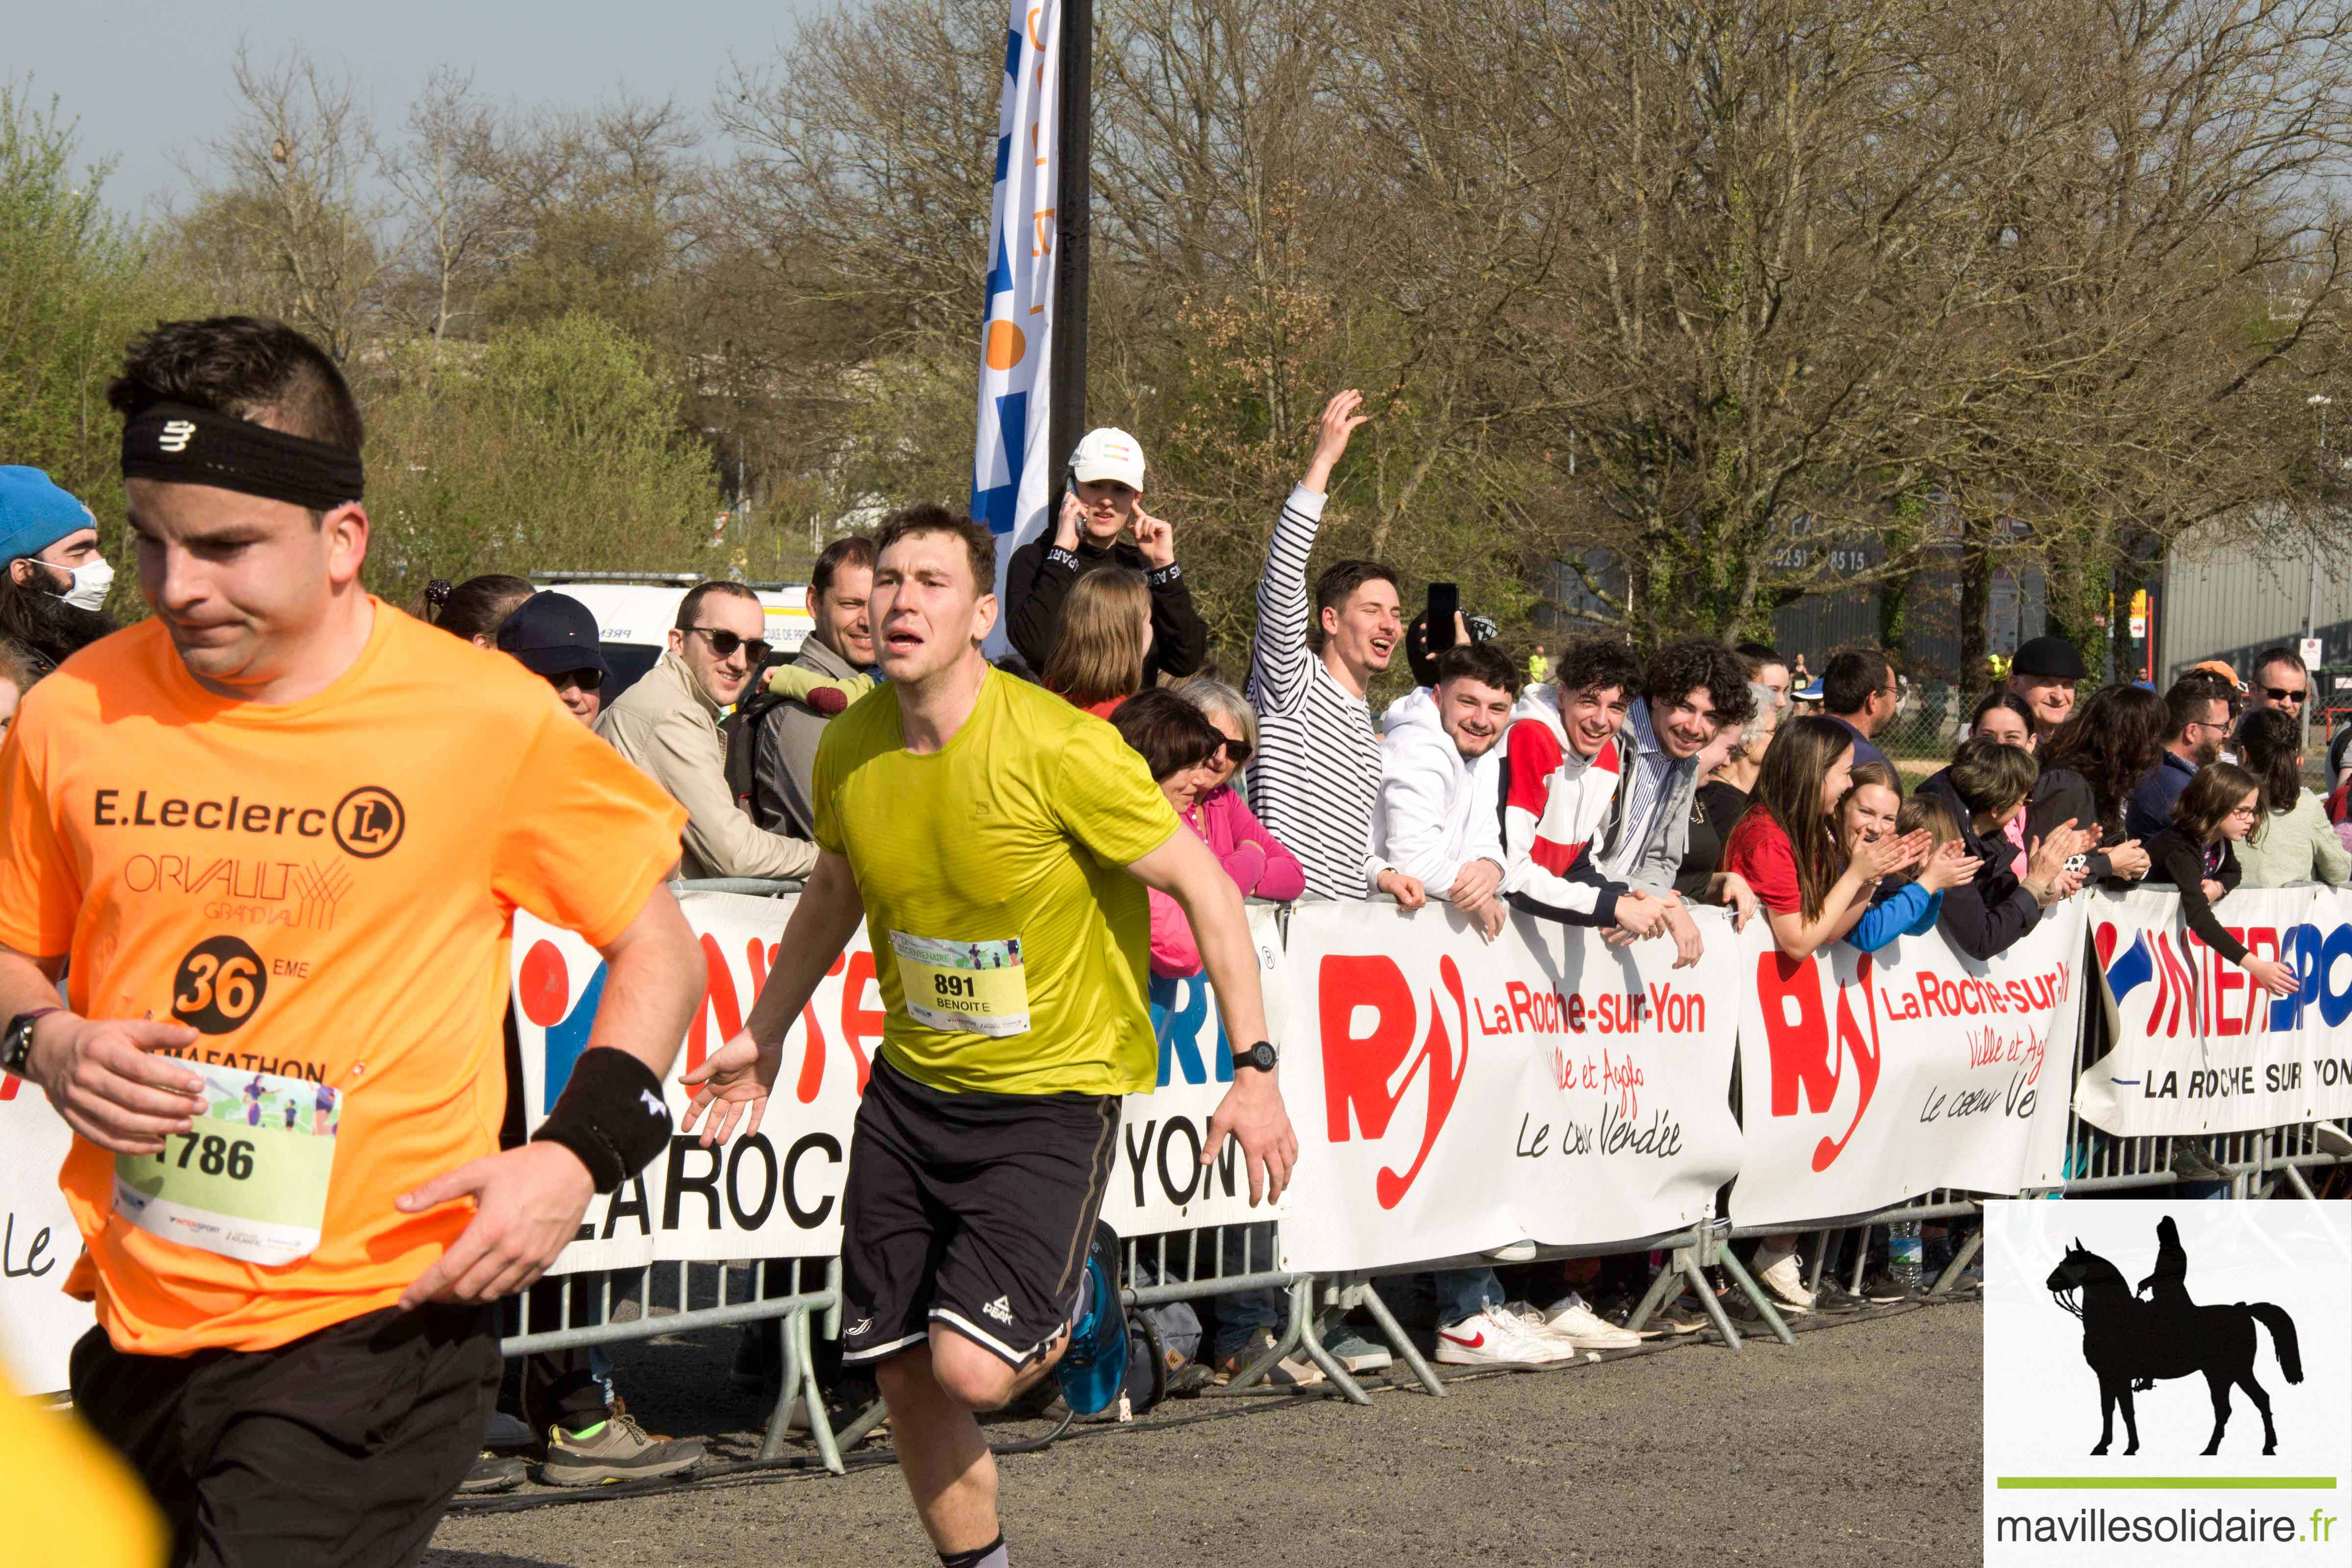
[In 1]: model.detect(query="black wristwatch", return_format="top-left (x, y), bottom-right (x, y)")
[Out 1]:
top-left (1, 1008), bottom-right (61, 1079)
top-left (1230, 1040), bottom-right (1278, 1075)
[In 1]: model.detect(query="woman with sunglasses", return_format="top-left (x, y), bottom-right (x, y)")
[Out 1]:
top-left (1173, 677), bottom-right (1306, 903)
top-left (494, 592), bottom-right (612, 726)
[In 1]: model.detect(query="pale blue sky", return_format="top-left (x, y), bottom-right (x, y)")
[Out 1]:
top-left (16, 1), bottom-right (818, 218)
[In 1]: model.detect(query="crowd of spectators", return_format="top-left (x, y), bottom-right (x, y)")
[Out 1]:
top-left (14, 369), bottom-right (2352, 1416)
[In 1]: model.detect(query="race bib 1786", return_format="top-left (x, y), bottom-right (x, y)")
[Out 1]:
top-left (889, 930), bottom-right (1031, 1037)
top-left (113, 1060), bottom-right (341, 1266)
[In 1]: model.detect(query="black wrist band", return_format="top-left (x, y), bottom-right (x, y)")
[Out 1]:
top-left (1045, 547), bottom-right (1082, 571)
top-left (533, 1048), bottom-right (672, 1193)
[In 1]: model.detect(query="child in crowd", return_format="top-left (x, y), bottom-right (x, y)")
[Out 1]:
top-left (2143, 762), bottom-right (2298, 999)
top-left (1721, 718), bottom-right (1930, 962)
top-left (1843, 779), bottom-right (1982, 954)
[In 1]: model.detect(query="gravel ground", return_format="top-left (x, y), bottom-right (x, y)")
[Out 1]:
top-left (426, 1297), bottom-right (1984, 1568)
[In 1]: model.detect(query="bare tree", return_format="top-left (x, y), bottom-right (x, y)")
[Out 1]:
top-left (168, 44), bottom-right (389, 360)
top-left (380, 67), bottom-right (502, 348)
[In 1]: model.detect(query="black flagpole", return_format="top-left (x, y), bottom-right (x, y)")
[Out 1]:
top-left (1048, 0), bottom-right (1092, 487)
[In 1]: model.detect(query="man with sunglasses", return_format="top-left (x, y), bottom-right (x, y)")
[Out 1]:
top-left (2245, 647), bottom-right (2310, 723)
top-left (600, 581), bottom-right (819, 881)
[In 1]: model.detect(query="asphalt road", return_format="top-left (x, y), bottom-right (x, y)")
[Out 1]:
top-left (426, 1298), bottom-right (1984, 1568)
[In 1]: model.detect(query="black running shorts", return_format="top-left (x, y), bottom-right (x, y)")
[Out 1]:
top-left (838, 1053), bottom-right (1120, 1370)
top-left (71, 1302), bottom-right (500, 1568)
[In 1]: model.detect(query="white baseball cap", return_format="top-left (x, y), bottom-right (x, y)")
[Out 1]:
top-left (1069, 427), bottom-right (1146, 490)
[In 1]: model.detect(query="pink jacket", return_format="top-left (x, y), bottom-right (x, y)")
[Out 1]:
top-left (1149, 784), bottom-right (1307, 977)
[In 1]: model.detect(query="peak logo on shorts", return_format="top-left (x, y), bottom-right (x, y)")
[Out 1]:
top-left (93, 785), bottom-right (406, 860)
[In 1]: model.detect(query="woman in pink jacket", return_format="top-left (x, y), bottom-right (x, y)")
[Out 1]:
top-left (1111, 685), bottom-right (1305, 977)
top-left (1174, 677), bottom-right (1307, 906)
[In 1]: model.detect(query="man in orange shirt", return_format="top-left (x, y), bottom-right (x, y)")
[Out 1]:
top-left (0, 316), bottom-right (704, 1567)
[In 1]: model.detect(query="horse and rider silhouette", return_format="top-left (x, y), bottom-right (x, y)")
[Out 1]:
top-left (2045, 1217), bottom-right (2303, 1457)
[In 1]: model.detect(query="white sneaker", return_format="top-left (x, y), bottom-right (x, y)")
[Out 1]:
top-left (1433, 1304), bottom-right (1577, 1366)
top-left (2315, 1121), bottom-right (2352, 1157)
top-left (1533, 1293), bottom-right (1642, 1350)
top-left (1752, 1242), bottom-right (1816, 1314)
top-left (1484, 1238), bottom-right (1538, 1261)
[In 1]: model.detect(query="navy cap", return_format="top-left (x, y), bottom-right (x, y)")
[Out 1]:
top-left (2010, 635), bottom-right (2088, 680)
top-left (495, 592), bottom-right (610, 681)
top-left (0, 466), bottom-right (97, 564)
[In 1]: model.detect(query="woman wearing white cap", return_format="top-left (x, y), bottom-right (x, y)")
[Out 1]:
top-left (1004, 426), bottom-right (1207, 681)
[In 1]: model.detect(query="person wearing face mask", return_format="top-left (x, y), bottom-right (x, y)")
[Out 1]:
top-left (599, 581), bottom-right (818, 882)
top-left (0, 466), bottom-right (115, 613)
top-left (1003, 428), bottom-right (1205, 683)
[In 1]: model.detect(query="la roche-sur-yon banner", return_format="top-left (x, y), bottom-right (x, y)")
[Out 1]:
top-left (512, 891), bottom-right (1291, 1273)
top-left (2076, 885), bottom-right (2352, 1138)
top-left (1728, 898), bottom-right (2082, 1227)
top-left (1274, 900), bottom-right (1743, 1274)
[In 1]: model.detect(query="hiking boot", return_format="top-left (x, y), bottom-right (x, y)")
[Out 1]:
top-left (2170, 1142), bottom-right (2231, 1182)
top-left (534, 1399), bottom-right (705, 1487)
top-left (1054, 1220), bottom-right (1129, 1417)
top-left (459, 1452), bottom-right (525, 1495)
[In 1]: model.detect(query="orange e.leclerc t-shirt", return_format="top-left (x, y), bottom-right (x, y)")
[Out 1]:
top-left (0, 601), bottom-right (687, 1356)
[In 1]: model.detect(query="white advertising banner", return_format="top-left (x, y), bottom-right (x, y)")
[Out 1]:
top-left (1274, 900), bottom-right (1743, 1274)
top-left (2075, 884), bottom-right (2352, 1138)
top-left (0, 1078), bottom-right (89, 1394)
top-left (1728, 899), bottom-right (2083, 1227)
top-left (512, 892), bottom-right (1291, 1274)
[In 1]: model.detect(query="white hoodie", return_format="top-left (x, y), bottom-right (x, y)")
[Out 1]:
top-left (1364, 688), bottom-right (1505, 896)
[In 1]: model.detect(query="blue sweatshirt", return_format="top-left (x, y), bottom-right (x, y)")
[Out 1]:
top-left (1847, 882), bottom-right (1942, 954)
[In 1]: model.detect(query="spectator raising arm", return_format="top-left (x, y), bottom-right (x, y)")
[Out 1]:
top-left (1248, 393), bottom-right (1367, 717)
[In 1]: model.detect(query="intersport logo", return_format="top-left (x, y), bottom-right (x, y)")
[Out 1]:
top-left (1755, 950), bottom-right (1881, 1172)
top-left (1316, 953), bottom-right (1468, 1209)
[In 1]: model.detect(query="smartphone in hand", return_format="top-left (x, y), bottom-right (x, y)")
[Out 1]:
top-left (1425, 584), bottom-right (1459, 654)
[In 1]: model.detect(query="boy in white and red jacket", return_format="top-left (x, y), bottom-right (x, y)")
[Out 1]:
top-left (1498, 638), bottom-right (1673, 937)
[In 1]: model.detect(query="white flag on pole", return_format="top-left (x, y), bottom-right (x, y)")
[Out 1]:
top-left (970, 0), bottom-right (1061, 637)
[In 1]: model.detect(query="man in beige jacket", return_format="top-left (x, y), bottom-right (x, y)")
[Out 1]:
top-left (599, 581), bottom-right (818, 882)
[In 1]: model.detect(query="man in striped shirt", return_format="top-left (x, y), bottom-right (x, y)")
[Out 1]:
top-left (1246, 390), bottom-right (1402, 901)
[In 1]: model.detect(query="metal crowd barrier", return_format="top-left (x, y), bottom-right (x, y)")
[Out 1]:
top-left (493, 882), bottom-right (2352, 1484)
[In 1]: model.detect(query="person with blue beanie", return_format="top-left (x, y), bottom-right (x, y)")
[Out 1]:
top-left (0, 466), bottom-right (111, 612)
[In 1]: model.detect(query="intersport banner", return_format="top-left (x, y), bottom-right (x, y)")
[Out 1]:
top-left (512, 891), bottom-right (1292, 1274)
top-left (2075, 884), bottom-right (2352, 1137)
top-left (1727, 899), bottom-right (2082, 1227)
top-left (1274, 900), bottom-right (1743, 1274)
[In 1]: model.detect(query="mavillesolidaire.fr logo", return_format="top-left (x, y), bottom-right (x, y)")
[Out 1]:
top-left (1981, 1199), bottom-right (2350, 1565)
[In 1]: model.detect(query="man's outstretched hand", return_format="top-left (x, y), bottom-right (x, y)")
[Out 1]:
top-left (1203, 1069), bottom-right (1298, 1205)
top-left (680, 1030), bottom-right (781, 1146)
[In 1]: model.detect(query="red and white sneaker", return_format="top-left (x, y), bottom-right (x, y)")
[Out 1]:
top-left (1433, 1304), bottom-right (1578, 1366)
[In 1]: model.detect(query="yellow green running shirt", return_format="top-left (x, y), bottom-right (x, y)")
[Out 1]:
top-left (811, 667), bottom-right (1180, 1096)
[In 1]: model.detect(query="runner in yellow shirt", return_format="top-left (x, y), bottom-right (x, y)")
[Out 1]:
top-left (684, 504), bottom-right (1296, 1568)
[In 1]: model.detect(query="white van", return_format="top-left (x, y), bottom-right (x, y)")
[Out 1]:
top-left (529, 572), bottom-right (814, 701)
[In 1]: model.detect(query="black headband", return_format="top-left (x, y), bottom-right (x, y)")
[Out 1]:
top-left (121, 402), bottom-right (365, 511)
